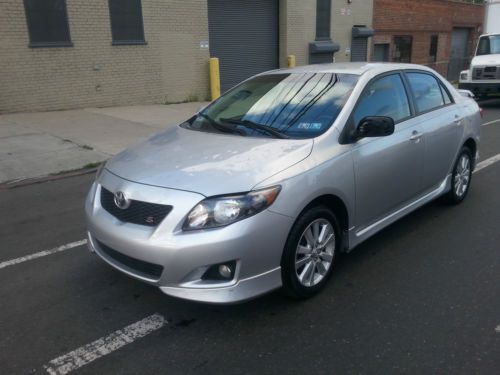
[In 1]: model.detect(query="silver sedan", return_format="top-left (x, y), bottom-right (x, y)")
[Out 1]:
top-left (85, 63), bottom-right (481, 303)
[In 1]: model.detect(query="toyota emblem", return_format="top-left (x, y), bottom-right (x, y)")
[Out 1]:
top-left (113, 191), bottom-right (130, 209)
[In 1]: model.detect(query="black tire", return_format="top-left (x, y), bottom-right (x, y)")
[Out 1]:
top-left (281, 205), bottom-right (341, 299)
top-left (443, 146), bottom-right (473, 205)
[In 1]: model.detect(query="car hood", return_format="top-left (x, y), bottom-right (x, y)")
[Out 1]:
top-left (105, 126), bottom-right (313, 196)
top-left (471, 54), bottom-right (500, 66)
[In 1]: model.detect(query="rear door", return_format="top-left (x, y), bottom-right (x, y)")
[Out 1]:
top-left (404, 71), bottom-right (463, 191)
top-left (351, 73), bottom-right (425, 230)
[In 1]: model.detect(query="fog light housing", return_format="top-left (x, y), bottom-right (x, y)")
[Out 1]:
top-left (202, 261), bottom-right (236, 281)
top-left (218, 264), bottom-right (232, 278)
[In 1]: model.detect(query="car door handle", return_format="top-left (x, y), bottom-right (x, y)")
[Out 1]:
top-left (454, 115), bottom-right (462, 125)
top-left (409, 131), bottom-right (422, 141)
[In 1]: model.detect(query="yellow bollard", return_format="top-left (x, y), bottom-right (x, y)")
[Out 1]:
top-left (287, 55), bottom-right (296, 68)
top-left (209, 57), bottom-right (221, 100)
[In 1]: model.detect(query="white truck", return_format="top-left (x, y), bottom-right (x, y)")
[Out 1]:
top-left (459, 0), bottom-right (500, 97)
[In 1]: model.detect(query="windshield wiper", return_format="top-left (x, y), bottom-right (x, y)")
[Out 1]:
top-left (197, 113), bottom-right (245, 136)
top-left (220, 118), bottom-right (289, 139)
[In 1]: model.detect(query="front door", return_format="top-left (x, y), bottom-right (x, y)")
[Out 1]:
top-left (350, 73), bottom-right (425, 230)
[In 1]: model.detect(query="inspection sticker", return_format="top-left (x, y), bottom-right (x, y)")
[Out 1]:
top-left (298, 122), bottom-right (322, 130)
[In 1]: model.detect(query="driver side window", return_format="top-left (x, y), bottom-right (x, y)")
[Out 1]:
top-left (353, 74), bottom-right (411, 126)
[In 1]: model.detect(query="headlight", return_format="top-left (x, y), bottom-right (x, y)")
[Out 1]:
top-left (183, 186), bottom-right (281, 230)
top-left (460, 71), bottom-right (469, 81)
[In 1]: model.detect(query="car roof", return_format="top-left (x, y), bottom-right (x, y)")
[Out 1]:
top-left (261, 62), bottom-right (436, 76)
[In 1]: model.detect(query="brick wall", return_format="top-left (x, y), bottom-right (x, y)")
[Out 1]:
top-left (373, 0), bottom-right (483, 76)
top-left (0, 0), bottom-right (210, 113)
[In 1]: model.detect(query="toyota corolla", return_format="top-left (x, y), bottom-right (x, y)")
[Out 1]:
top-left (85, 63), bottom-right (481, 303)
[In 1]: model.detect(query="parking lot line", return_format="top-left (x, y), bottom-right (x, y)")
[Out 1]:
top-left (0, 239), bottom-right (87, 270)
top-left (482, 118), bottom-right (500, 127)
top-left (1, 151), bottom-right (499, 273)
top-left (474, 153), bottom-right (500, 173)
top-left (44, 314), bottom-right (165, 375)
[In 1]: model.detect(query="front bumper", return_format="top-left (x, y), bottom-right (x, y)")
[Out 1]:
top-left (458, 81), bottom-right (500, 95)
top-left (85, 170), bottom-right (294, 303)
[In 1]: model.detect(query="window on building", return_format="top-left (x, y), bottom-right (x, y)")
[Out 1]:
top-left (429, 35), bottom-right (438, 63)
top-left (109, 0), bottom-right (146, 45)
top-left (393, 36), bottom-right (412, 63)
top-left (23, 0), bottom-right (72, 47)
top-left (373, 43), bottom-right (390, 62)
top-left (315, 0), bottom-right (331, 40)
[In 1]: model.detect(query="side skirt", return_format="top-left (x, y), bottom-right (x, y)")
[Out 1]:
top-left (346, 174), bottom-right (452, 252)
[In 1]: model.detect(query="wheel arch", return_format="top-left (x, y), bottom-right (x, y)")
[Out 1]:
top-left (463, 138), bottom-right (477, 168)
top-left (300, 194), bottom-right (350, 251)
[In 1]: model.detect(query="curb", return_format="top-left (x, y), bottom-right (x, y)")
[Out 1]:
top-left (0, 167), bottom-right (98, 192)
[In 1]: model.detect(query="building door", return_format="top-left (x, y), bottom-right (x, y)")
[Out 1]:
top-left (373, 44), bottom-right (390, 62)
top-left (448, 28), bottom-right (470, 80)
top-left (208, 0), bottom-right (279, 93)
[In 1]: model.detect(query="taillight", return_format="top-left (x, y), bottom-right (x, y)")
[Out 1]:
top-left (479, 108), bottom-right (484, 118)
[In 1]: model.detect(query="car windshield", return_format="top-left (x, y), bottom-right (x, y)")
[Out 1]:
top-left (182, 73), bottom-right (358, 139)
top-left (476, 35), bottom-right (500, 55)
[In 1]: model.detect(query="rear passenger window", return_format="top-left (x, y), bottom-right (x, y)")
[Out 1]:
top-left (353, 74), bottom-right (411, 125)
top-left (406, 72), bottom-right (445, 113)
top-left (440, 84), bottom-right (452, 105)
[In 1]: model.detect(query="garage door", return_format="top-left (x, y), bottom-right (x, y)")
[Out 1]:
top-left (351, 38), bottom-right (368, 62)
top-left (208, 0), bottom-right (279, 93)
top-left (448, 28), bottom-right (470, 80)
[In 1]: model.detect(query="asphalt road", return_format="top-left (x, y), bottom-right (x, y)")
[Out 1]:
top-left (1, 101), bottom-right (500, 375)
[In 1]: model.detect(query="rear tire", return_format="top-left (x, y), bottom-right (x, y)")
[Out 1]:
top-left (281, 206), bottom-right (341, 299)
top-left (443, 146), bottom-right (473, 205)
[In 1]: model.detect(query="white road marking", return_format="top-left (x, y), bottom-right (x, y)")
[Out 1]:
top-left (482, 118), bottom-right (500, 127)
top-left (495, 325), bottom-right (500, 333)
top-left (474, 153), bottom-right (500, 174)
top-left (45, 314), bottom-right (165, 375)
top-left (0, 239), bottom-right (87, 270)
top-left (1, 153), bottom-right (500, 272)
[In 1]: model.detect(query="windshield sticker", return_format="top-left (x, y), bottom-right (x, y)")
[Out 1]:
top-left (298, 122), bottom-right (322, 130)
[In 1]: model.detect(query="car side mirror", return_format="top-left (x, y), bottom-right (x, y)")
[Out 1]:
top-left (353, 116), bottom-right (395, 140)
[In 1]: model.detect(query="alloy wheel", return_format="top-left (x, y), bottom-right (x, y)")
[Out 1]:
top-left (454, 154), bottom-right (471, 198)
top-left (294, 218), bottom-right (335, 287)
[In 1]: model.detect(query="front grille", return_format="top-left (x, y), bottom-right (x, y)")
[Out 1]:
top-left (96, 240), bottom-right (164, 279)
top-left (100, 187), bottom-right (172, 227)
top-left (473, 66), bottom-right (500, 80)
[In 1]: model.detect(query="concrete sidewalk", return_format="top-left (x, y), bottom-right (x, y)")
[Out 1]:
top-left (0, 102), bottom-right (208, 183)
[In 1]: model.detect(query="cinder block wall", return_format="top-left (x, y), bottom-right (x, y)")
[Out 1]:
top-left (1, 0), bottom-right (376, 113)
top-left (0, 0), bottom-right (210, 113)
top-left (331, 1), bottom-right (374, 63)
top-left (373, 0), bottom-right (483, 76)
top-left (279, 0), bottom-right (316, 67)
top-left (280, 0), bottom-right (374, 66)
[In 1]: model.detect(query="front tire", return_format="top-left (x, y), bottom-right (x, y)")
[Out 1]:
top-left (443, 146), bottom-right (473, 204)
top-left (281, 206), bottom-right (341, 299)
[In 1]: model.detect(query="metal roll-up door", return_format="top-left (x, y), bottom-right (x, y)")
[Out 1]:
top-left (448, 28), bottom-right (470, 80)
top-left (208, 0), bottom-right (279, 93)
top-left (351, 38), bottom-right (368, 62)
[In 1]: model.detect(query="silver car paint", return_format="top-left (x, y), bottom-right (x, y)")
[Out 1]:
top-left (106, 123), bottom-right (313, 197)
top-left (85, 63), bottom-right (481, 303)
